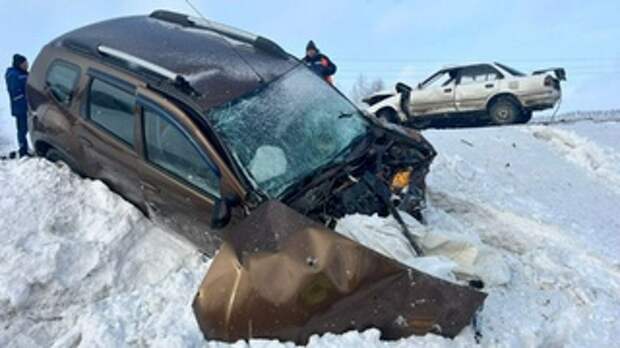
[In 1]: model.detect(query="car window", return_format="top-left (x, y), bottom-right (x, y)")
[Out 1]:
top-left (422, 71), bottom-right (456, 89)
top-left (88, 78), bottom-right (135, 146)
top-left (459, 65), bottom-right (503, 85)
top-left (495, 62), bottom-right (526, 77)
top-left (143, 107), bottom-right (220, 197)
top-left (46, 61), bottom-right (80, 105)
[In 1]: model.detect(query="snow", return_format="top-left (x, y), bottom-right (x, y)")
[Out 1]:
top-left (1, 117), bottom-right (620, 347)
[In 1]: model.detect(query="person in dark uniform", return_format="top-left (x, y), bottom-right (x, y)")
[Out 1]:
top-left (302, 40), bottom-right (337, 84)
top-left (5, 54), bottom-right (30, 157)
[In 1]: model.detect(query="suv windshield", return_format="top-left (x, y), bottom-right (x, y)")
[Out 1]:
top-left (207, 66), bottom-right (368, 198)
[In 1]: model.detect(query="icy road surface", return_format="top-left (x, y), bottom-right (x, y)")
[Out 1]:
top-left (1, 120), bottom-right (619, 347)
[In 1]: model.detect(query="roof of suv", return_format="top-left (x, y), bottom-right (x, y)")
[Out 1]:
top-left (52, 11), bottom-right (299, 111)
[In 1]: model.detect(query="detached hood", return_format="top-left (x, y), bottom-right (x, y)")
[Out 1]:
top-left (193, 201), bottom-right (486, 344)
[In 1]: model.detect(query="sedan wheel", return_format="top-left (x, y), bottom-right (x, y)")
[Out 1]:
top-left (489, 97), bottom-right (521, 125)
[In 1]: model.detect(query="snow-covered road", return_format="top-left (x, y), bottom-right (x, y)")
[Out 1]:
top-left (0, 119), bottom-right (619, 347)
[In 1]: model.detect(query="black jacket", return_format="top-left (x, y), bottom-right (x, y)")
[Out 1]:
top-left (302, 53), bottom-right (337, 80)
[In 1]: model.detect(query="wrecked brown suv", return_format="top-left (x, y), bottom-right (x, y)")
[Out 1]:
top-left (27, 11), bottom-right (485, 344)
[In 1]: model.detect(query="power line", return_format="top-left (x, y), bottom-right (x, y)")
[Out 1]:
top-left (332, 57), bottom-right (619, 63)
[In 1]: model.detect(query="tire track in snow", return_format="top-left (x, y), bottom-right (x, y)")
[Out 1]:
top-left (526, 125), bottom-right (620, 194)
top-left (426, 190), bottom-right (620, 346)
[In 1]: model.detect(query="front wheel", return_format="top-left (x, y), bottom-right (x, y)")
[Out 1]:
top-left (45, 148), bottom-right (78, 173)
top-left (376, 108), bottom-right (400, 124)
top-left (489, 97), bottom-right (522, 125)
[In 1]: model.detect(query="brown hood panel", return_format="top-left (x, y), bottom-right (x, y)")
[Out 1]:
top-left (193, 201), bottom-right (486, 344)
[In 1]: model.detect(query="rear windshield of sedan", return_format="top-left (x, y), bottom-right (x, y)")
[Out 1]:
top-left (495, 62), bottom-right (526, 77)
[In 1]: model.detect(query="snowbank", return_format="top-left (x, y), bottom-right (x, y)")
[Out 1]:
top-left (0, 159), bottom-right (208, 346)
top-left (1, 120), bottom-right (620, 347)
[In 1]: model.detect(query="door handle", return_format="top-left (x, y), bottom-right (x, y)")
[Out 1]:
top-left (485, 83), bottom-right (495, 88)
top-left (443, 88), bottom-right (453, 93)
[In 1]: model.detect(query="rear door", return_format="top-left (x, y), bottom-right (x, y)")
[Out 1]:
top-left (454, 64), bottom-right (503, 113)
top-left (76, 71), bottom-right (145, 211)
top-left (410, 70), bottom-right (457, 116)
top-left (38, 60), bottom-right (82, 164)
top-left (135, 93), bottom-right (226, 254)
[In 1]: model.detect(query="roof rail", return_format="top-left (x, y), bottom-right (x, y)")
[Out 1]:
top-left (149, 10), bottom-right (289, 59)
top-left (97, 45), bottom-right (179, 81)
top-left (188, 16), bottom-right (257, 43)
top-left (97, 45), bottom-right (195, 95)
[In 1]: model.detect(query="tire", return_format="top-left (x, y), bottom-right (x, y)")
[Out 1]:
top-left (519, 110), bottom-right (533, 124)
top-left (376, 108), bottom-right (400, 124)
top-left (489, 97), bottom-right (522, 125)
top-left (45, 148), bottom-right (77, 173)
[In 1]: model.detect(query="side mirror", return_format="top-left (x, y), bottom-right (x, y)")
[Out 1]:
top-left (211, 195), bottom-right (240, 229)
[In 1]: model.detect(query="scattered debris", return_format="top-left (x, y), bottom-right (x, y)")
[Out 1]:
top-left (461, 139), bottom-right (475, 147)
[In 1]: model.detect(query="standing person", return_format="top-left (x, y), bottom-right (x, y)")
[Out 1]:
top-left (302, 40), bottom-right (337, 84)
top-left (5, 54), bottom-right (30, 157)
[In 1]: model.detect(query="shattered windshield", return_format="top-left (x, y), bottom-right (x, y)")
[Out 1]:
top-left (207, 66), bottom-right (368, 198)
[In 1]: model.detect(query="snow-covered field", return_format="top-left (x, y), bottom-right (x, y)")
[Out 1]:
top-left (1, 118), bottom-right (619, 347)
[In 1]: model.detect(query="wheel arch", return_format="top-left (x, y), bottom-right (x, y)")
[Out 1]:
top-left (35, 139), bottom-right (83, 174)
top-left (376, 106), bottom-right (398, 116)
top-left (34, 139), bottom-right (53, 156)
top-left (486, 92), bottom-right (523, 112)
top-left (376, 105), bottom-right (407, 123)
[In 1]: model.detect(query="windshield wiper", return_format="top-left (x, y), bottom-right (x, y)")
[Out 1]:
top-left (338, 112), bottom-right (355, 119)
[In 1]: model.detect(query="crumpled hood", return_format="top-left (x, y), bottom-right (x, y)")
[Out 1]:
top-left (192, 201), bottom-right (486, 344)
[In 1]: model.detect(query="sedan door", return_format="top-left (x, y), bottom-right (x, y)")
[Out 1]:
top-left (410, 70), bottom-right (457, 116)
top-left (135, 94), bottom-right (227, 254)
top-left (454, 65), bottom-right (502, 113)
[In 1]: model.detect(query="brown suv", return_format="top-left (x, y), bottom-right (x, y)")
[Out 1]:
top-left (26, 11), bottom-right (486, 343)
top-left (27, 10), bottom-right (436, 254)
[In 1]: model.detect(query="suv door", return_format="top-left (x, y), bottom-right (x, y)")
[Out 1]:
top-left (135, 95), bottom-right (225, 254)
top-left (410, 70), bottom-right (457, 116)
top-left (38, 60), bottom-right (82, 164)
top-left (454, 64), bottom-right (503, 113)
top-left (77, 71), bottom-right (145, 211)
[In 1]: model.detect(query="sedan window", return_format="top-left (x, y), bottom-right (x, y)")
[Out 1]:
top-left (143, 107), bottom-right (220, 198)
top-left (458, 65), bottom-right (503, 85)
top-left (421, 71), bottom-right (456, 89)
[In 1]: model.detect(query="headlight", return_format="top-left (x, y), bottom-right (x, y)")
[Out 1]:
top-left (391, 169), bottom-right (411, 191)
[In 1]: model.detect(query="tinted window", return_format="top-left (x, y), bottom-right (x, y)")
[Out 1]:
top-left (46, 62), bottom-right (80, 105)
top-left (89, 79), bottom-right (135, 146)
top-left (459, 65), bottom-right (503, 85)
top-left (143, 107), bottom-right (220, 197)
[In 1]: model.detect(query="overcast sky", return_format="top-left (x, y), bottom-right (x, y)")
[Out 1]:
top-left (1, 0), bottom-right (619, 113)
